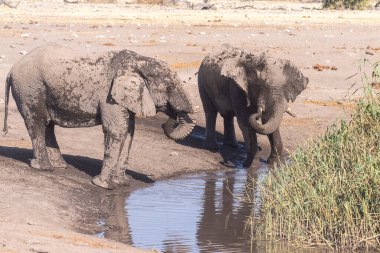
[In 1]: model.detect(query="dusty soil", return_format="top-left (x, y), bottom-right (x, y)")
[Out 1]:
top-left (0, 0), bottom-right (380, 252)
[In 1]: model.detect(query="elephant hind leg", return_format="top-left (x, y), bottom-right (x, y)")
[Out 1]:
top-left (222, 115), bottom-right (238, 147)
top-left (23, 115), bottom-right (54, 171)
top-left (45, 123), bottom-right (67, 169)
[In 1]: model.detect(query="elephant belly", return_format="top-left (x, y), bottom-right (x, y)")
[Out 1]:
top-left (47, 107), bottom-right (101, 128)
top-left (214, 97), bottom-right (234, 116)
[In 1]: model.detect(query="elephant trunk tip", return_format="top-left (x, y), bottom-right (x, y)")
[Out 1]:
top-left (163, 113), bottom-right (196, 140)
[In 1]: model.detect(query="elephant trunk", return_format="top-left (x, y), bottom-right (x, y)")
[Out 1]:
top-left (163, 112), bottom-right (196, 140)
top-left (249, 99), bottom-right (286, 135)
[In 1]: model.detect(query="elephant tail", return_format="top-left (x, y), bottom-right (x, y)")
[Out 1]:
top-left (3, 73), bottom-right (11, 136)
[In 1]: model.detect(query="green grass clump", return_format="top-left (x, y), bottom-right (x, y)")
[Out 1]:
top-left (253, 62), bottom-right (380, 250)
top-left (323, 0), bottom-right (370, 9)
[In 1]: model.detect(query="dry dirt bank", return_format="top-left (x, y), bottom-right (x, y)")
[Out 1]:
top-left (0, 1), bottom-right (380, 252)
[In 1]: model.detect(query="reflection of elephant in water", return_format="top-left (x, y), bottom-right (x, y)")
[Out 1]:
top-left (197, 170), bottom-right (257, 251)
top-left (198, 46), bottom-right (308, 166)
top-left (3, 43), bottom-right (196, 189)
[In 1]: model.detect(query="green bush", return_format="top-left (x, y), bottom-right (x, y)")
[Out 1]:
top-left (248, 61), bottom-right (380, 250)
top-left (323, 0), bottom-right (370, 9)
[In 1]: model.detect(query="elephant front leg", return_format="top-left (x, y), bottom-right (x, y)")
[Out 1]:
top-left (204, 109), bottom-right (219, 150)
top-left (93, 116), bottom-right (135, 190)
top-left (267, 128), bottom-right (283, 165)
top-left (244, 130), bottom-right (258, 168)
top-left (223, 115), bottom-right (238, 147)
top-left (237, 118), bottom-right (258, 168)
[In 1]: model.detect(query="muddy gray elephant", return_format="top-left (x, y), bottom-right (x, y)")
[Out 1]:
top-left (198, 46), bottom-right (308, 167)
top-left (3, 43), bottom-right (197, 189)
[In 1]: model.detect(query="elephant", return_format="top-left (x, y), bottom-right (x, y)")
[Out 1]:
top-left (3, 43), bottom-right (197, 189)
top-left (198, 46), bottom-right (308, 167)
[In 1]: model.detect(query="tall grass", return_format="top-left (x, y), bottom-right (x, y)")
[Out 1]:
top-left (249, 61), bottom-right (380, 251)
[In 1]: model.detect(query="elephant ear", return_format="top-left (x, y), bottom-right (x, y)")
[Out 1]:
top-left (110, 71), bottom-right (156, 118)
top-left (282, 60), bottom-right (309, 103)
top-left (221, 58), bottom-right (248, 94)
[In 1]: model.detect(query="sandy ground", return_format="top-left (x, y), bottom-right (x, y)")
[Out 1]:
top-left (0, 0), bottom-right (380, 252)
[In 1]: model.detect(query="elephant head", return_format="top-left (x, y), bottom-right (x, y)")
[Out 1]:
top-left (110, 52), bottom-right (197, 140)
top-left (221, 52), bottom-right (308, 135)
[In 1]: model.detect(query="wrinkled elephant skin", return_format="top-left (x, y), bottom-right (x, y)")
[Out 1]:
top-left (3, 43), bottom-right (197, 189)
top-left (198, 46), bottom-right (308, 167)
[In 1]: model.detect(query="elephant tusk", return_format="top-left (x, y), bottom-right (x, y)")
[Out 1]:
top-left (286, 107), bottom-right (297, 118)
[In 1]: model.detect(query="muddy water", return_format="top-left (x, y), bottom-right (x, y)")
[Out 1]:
top-left (95, 161), bottom-right (335, 253)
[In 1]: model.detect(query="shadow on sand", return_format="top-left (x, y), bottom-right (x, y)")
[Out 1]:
top-left (177, 125), bottom-right (247, 167)
top-left (0, 146), bottom-right (155, 183)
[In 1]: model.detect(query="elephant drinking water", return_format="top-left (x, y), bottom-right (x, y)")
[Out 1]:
top-left (3, 43), bottom-right (197, 189)
top-left (198, 46), bottom-right (308, 167)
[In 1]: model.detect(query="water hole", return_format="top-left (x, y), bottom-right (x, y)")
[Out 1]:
top-left (94, 161), bottom-right (342, 253)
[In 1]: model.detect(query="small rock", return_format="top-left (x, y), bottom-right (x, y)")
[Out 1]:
top-left (169, 151), bottom-right (179, 156)
top-left (20, 51), bottom-right (27, 55)
top-left (0, 99), bottom-right (4, 104)
top-left (21, 33), bottom-right (30, 38)
top-left (30, 248), bottom-right (48, 253)
top-left (366, 50), bottom-right (374, 55)
top-left (313, 64), bottom-right (330, 71)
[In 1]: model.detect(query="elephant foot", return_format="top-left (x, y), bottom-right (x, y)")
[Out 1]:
top-left (92, 174), bottom-right (130, 190)
top-left (47, 150), bottom-right (68, 169)
top-left (267, 156), bottom-right (281, 166)
top-left (50, 159), bottom-right (68, 169)
top-left (92, 176), bottom-right (114, 190)
top-left (243, 156), bottom-right (254, 168)
top-left (30, 159), bottom-right (54, 171)
top-left (221, 160), bottom-right (235, 168)
top-left (222, 140), bottom-right (239, 148)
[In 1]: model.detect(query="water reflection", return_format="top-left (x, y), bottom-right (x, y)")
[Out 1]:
top-left (196, 170), bottom-right (255, 252)
top-left (96, 190), bottom-right (131, 244)
top-left (96, 161), bottom-right (272, 252)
